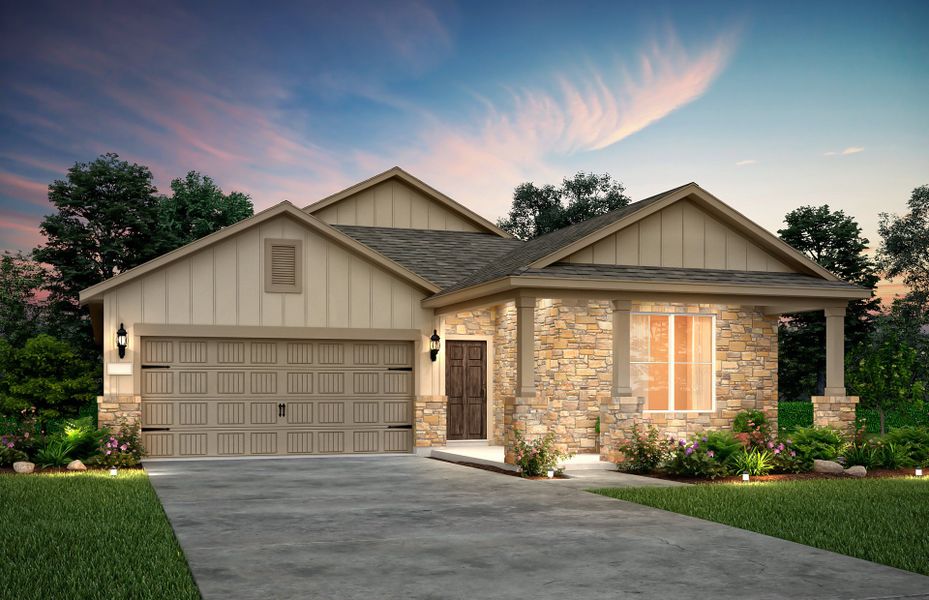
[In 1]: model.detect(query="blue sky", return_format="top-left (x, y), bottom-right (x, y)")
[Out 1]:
top-left (1, 0), bottom-right (927, 253)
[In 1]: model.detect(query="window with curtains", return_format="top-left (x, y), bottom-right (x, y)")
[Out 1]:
top-left (631, 313), bottom-right (715, 412)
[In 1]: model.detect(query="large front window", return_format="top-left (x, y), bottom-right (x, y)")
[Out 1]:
top-left (631, 313), bottom-right (714, 412)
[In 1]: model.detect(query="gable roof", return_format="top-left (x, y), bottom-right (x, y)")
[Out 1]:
top-left (304, 166), bottom-right (512, 238)
top-left (428, 182), bottom-right (845, 301)
top-left (79, 201), bottom-right (441, 304)
top-left (334, 225), bottom-right (524, 288)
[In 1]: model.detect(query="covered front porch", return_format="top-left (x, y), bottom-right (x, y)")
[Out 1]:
top-left (420, 277), bottom-right (865, 466)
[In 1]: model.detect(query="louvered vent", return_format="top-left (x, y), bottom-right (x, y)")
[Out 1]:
top-left (270, 244), bottom-right (296, 286)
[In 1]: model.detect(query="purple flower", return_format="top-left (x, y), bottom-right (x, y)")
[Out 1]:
top-left (693, 442), bottom-right (699, 449)
top-left (702, 436), bottom-right (708, 442)
top-left (6, 443), bottom-right (12, 449)
top-left (707, 450), bottom-right (715, 458)
top-left (786, 439), bottom-right (793, 445)
top-left (685, 447), bottom-right (694, 456)
top-left (679, 439), bottom-right (686, 446)
top-left (766, 441), bottom-right (774, 449)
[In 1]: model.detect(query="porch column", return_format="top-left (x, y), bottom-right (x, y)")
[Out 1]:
top-left (515, 294), bottom-right (536, 397)
top-left (823, 306), bottom-right (846, 396)
top-left (611, 299), bottom-right (632, 396)
top-left (505, 294), bottom-right (545, 464)
top-left (812, 304), bottom-right (858, 434)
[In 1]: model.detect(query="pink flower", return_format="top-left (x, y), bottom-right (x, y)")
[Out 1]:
top-left (105, 450), bottom-right (112, 455)
top-left (120, 444), bottom-right (128, 451)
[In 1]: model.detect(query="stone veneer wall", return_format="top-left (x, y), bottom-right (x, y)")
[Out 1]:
top-left (811, 395), bottom-right (859, 434)
top-left (97, 395), bottom-right (142, 427)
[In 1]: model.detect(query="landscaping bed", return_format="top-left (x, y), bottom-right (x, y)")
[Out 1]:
top-left (642, 467), bottom-right (920, 484)
top-left (430, 457), bottom-right (569, 479)
top-left (591, 477), bottom-right (929, 576)
top-left (0, 470), bottom-right (200, 599)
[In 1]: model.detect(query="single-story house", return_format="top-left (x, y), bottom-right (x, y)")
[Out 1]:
top-left (79, 167), bottom-right (870, 462)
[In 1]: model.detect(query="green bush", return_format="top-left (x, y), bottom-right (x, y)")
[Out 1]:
top-left (875, 441), bottom-right (913, 469)
top-left (778, 402), bottom-right (813, 432)
top-left (511, 428), bottom-right (570, 477)
top-left (733, 409), bottom-right (771, 438)
top-left (50, 416), bottom-right (106, 460)
top-left (615, 423), bottom-right (673, 473)
top-left (843, 442), bottom-right (881, 468)
top-left (732, 448), bottom-right (775, 476)
top-left (0, 434), bottom-right (28, 466)
top-left (665, 437), bottom-right (728, 479)
top-left (34, 438), bottom-right (76, 468)
top-left (703, 430), bottom-right (743, 465)
top-left (857, 407), bottom-right (929, 433)
top-left (882, 427), bottom-right (929, 466)
top-left (789, 426), bottom-right (849, 466)
top-left (90, 422), bottom-right (145, 469)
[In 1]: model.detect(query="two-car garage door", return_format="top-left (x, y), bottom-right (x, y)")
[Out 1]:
top-left (140, 337), bottom-right (414, 458)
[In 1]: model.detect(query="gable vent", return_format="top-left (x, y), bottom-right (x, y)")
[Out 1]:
top-left (270, 245), bottom-right (296, 286)
top-left (264, 238), bottom-right (303, 293)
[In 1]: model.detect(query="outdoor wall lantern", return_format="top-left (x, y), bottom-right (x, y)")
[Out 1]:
top-left (116, 323), bottom-right (128, 359)
top-left (429, 330), bottom-right (441, 362)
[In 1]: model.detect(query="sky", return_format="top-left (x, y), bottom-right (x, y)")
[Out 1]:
top-left (1, 0), bottom-right (927, 257)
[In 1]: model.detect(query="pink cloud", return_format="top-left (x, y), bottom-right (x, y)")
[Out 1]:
top-left (0, 172), bottom-right (49, 206)
top-left (0, 210), bottom-right (46, 251)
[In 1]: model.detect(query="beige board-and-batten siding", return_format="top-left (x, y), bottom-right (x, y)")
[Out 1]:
top-left (101, 214), bottom-right (437, 399)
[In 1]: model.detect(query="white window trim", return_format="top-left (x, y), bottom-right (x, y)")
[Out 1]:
top-left (632, 312), bottom-right (717, 414)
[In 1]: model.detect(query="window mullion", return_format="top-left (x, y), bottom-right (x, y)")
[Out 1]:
top-left (668, 314), bottom-right (675, 411)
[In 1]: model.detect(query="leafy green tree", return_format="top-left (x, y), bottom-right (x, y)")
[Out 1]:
top-left (0, 335), bottom-right (99, 420)
top-left (157, 171), bottom-right (253, 251)
top-left (847, 332), bottom-right (927, 434)
top-left (0, 253), bottom-right (50, 347)
top-left (777, 205), bottom-right (880, 400)
top-left (498, 172), bottom-right (629, 240)
top-left (878, 185), bottom-right (929, 324)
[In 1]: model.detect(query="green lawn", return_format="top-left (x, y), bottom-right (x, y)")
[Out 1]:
top-left (0, 471), bottom-right (200, 600)
top-left (592, 478), bottom-right (929, 576)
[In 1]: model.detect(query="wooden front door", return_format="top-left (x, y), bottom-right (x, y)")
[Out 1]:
top-left (446, 341), bottom-right (487, 440)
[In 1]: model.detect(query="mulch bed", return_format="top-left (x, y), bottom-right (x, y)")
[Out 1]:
top-left (0, 465), bottom-right (143, 476)
top-left (639, 468), bottom-right (921, 485)
top-left (429, 457), bottom-right (569, 479)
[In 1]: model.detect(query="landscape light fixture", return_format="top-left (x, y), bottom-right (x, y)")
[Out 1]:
top-left (917, 468), bottom-right (924, 477)
top-left (741, 473), bottom-right (750, 482)
top-left (429, 330), bottom-right (441, 362)
top-left (116, 323), bottom-right (128, 359)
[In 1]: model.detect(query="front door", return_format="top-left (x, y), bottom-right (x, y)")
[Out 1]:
top-left (445, 340), bottom-right (486, 440)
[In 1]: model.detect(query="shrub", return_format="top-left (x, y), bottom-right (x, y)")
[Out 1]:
top-left (778, 402), bottom-right (813, 432)
top-left (53, 416), bottom-right (106, 460)
top-left (91, 422), bottom-right (144, 468)
top-left (0, 434), bottom-right (28, 466)
top-left (875, 441), bottom-right (913, 469)
top-left (1, 407), bottom-right (42, 458)
top-left (883, 426), bottom-right (929, 466)
top-left (790, 426), bottom-right (849, 466)
top-left (768, 439), bottom-right (806, 473)
top-left (615, 423), bottom-right (672, 473)
top-left (732, 410), bottom-right (771, 448)
top-left (665, 437), bottom-right (728, 479)
top-left (34, 437), bottom-right (76, 468)
top-left (843, 442), bottom-right (881, 469)
top-left (703, 430), bottom-right (743, 466)
top-left (732, 448), bottom-right (775, 476)
top-left (512, 428), bottom-right (570, 477)
top-left (856, 407), bottom-right (929, 433)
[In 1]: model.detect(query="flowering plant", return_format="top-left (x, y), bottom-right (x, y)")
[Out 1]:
top-left (92, 421), bottom-right (143, 468)
top-left (616, 423), bottom-right (673, 473)
top-left (0, 434), bottom-right (28, 466)
top-left (665, 435), bottom-right (728, 479)
top-left (768, 438), bottom-right (805, 473)
top-left (733, 410), bottom-right (771, 449)
top-left (512, 428), bottom-right (570, 477)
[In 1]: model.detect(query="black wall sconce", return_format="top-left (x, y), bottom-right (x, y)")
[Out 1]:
top-left (429, 330), bottom-right (441, 362)
top-left (116, 323), bottom-right (128, 359)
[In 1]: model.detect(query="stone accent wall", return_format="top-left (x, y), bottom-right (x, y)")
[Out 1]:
top-left (812, 395), bottom-right (859, 434)
top-left (97, 395), bottom-right (142, 428)
top-left (600, 395), bottom-right (645, 463)
top-left (493, 303), bottom-right (516, 446)
top-left (414, 395), bottom-right (447, 447)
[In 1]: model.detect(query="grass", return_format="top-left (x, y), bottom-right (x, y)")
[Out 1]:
top-left (592, 478), bottom-right (929, 576)
top-left (0, 470), bottom-right (200, 600)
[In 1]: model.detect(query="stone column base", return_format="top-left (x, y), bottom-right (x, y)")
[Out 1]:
top-left (600, 395), bottom-right (645, 464)
top-left (414, 395), bottom-right (447, 448)
top-left (97, 395), bottom-right (142, 428)
top-left (811, 395), bottom-right (859, 434)
top-left (504, 393), bottom-right (548, 464)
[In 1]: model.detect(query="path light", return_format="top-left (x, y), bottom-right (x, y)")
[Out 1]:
top-left (547, 469), bottom-right (554, 479)
top-left (429, 330), bottom-right (441, 362)
top-left (917, 468), bottom-right (923, 477)
top-left (109, 467), bottom-right (118, 477)
top-left (116, 323), bottom-right (128, 359)
top-left (742, 472), bottom-right (750, 482)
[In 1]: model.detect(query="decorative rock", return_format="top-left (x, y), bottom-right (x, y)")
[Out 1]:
top-left (12, 461), bottom-right (35, 474)
top-left (813, 459), bottom-right (845, 474)
top-left (66, 460), bottom-right (87, 471)
top-left (844, 465), bottom-right (867, 478)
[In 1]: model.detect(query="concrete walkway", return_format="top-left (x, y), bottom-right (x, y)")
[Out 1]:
top-left (146, 456), bottom-right (929, 600)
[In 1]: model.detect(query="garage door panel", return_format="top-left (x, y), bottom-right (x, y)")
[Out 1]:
top-left (141, 337), bottom-right (413, 457)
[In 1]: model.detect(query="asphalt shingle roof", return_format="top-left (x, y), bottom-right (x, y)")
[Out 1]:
top-left (333, 225), bottom-right (524, 289)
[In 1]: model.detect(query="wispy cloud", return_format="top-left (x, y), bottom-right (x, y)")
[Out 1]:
top-left (825, 146), bottom-right (864, 156)
top-left (735, 159), bottom-right (758, 166)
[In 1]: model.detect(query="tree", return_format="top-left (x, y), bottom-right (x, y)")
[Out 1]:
top-left (0, 253), bottom-right (50, 347)
top-left (776, 205), bottom-right (880, 400)
top-left (32, 153), bottom-right (163, 349)
top-left (157, 171), bottom-right (253, 251)
top-left (0, 335), bottom-right (99, 421)
top-left (878, 185), bottom-right (929, 324)
top-left (847, 332), bottom-right (926, 434)
top-left (498, 172), bottom-right (629, 240)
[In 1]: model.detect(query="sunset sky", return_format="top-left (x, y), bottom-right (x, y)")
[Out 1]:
top-left (1, 1), bottom-right (927, 255)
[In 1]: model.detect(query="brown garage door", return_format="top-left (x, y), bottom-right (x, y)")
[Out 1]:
top-left (140, 338), bottom-right (414, 458)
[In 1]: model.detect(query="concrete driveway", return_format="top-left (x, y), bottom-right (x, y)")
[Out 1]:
top-left (146, 456), bottom-right (929, 600)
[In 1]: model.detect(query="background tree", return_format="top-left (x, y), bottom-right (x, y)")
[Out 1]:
top-left (0, 253), bottom-right (50, 347)
top-left (498, 172), bottom-right (629, 240)
top-left (157, 171), bottom-right (253, 251)
top-left (878, 184), bottom-right (929, 325)
top-left (776, 205), bottom-right (880, 400)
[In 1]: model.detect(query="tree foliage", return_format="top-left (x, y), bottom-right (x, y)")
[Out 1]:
top-left (0, 335), bottom-right (99, 420)
top-left (0, 253), bottom-right (50, 347)
top-left (776, 205), bottom-right (880, 400)
top-left (878, 184), bottom-right (929, 324)
top-left (157, 171), bottom-right (253, 250)
top-left (497, 172), bottom-right (629, 240)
